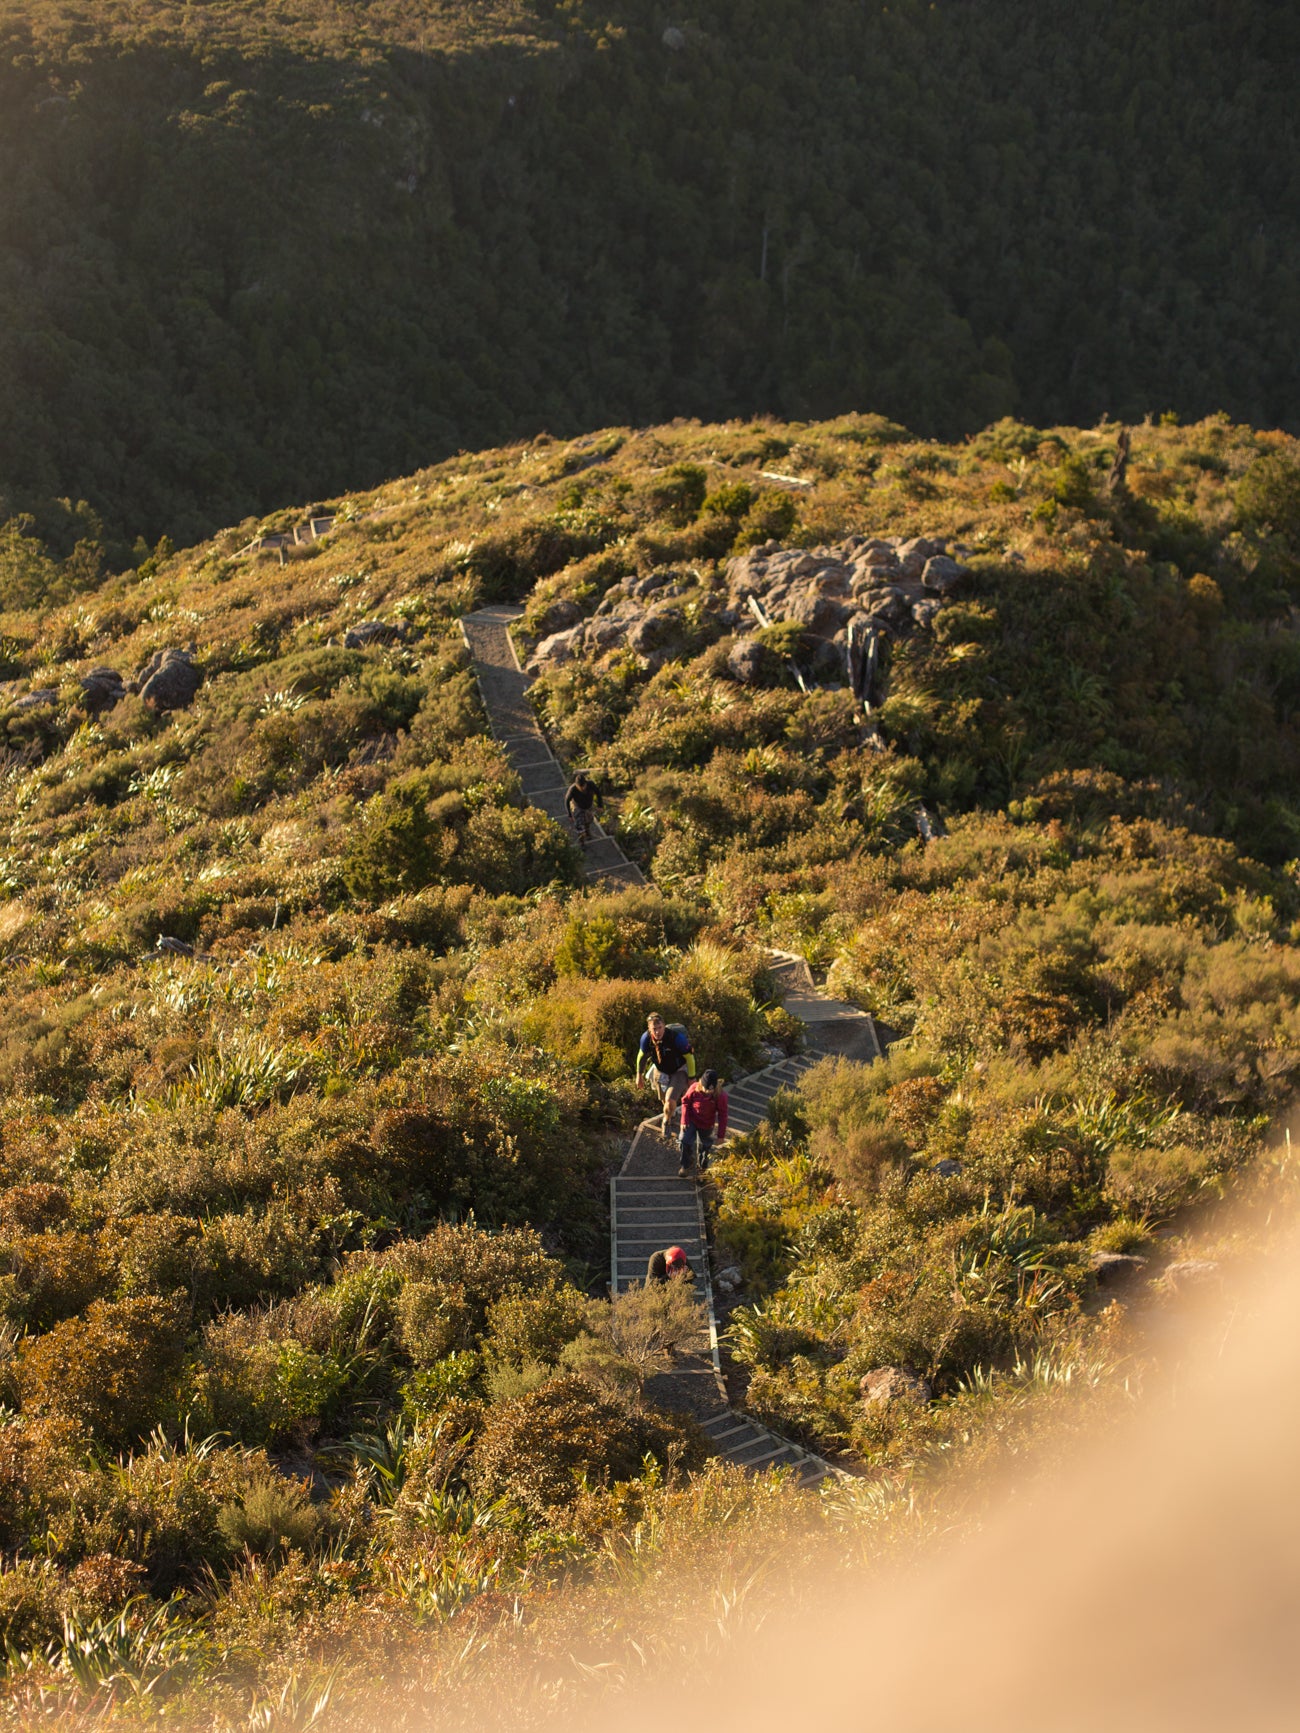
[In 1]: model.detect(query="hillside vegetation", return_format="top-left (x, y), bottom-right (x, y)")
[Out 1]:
top-left (2, 0), bottom-right (1299, 549)
top-left (0, 411), bottom-right (1294, 1717)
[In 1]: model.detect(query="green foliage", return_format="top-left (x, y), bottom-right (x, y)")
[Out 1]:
top-left (216, 1475), bottom-right (322, 1561)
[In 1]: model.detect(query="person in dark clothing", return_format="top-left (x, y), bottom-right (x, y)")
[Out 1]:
top-left (635, 1013), bottom-right (693, 1135)
top-left (646, 1245), bottom-right (693, 1284)
top-left (564, 770), bottom-right (604, 842)
top-left (679, 1068), bottom-right (728, 1177)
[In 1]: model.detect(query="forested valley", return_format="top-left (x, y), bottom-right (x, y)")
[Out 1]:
top-left (2, 0), bottom-right (1298, 561)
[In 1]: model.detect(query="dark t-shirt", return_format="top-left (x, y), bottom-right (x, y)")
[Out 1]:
top-left (565, 780), bottom-right (602, 812)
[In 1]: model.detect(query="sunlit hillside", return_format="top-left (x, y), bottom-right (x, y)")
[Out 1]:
top-left (0, 411), bottom-right (1295, 1719)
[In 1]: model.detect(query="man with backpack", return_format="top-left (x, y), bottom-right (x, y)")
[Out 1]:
top-left (635, 1012), bottom-right (694, 1137)
top-left (564, 770), bottom-right (604, 844)
top-left (678, 1068), bottom-right (728, 1178)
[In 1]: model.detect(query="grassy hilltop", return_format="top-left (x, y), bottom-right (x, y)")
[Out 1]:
top-left (1, 0), bottom-right (1299, 548)
top-left (0, 411), bottom-right (1295, 1717)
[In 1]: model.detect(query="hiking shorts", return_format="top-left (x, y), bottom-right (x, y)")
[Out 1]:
top-left (654, 1066), bottom-right (689, 1117)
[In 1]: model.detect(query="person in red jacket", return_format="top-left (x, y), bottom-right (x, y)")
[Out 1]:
top-left (678, 1068), bottom-right (728, 1177)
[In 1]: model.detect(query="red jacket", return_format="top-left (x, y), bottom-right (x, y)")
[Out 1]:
top-left (680, 1082), bottom-right (728, 1138)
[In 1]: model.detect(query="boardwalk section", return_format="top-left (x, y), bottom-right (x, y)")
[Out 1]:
top-left (460, 605), bottom-right (644, 888)
top-left (613, 1117), bottom-right (834, 1487)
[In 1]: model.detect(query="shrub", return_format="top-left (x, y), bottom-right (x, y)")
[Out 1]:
top-left (1237, 451), bottom-right (1300, 545)
top-left (469, 1374), bottom-right (699, 1515)
top-left (0, 1559), bottom-right (65, 1653)
top-left (216, 1475), bottom-right (322, 1562)
top-left (18, 1296), bottom-right (186, 1448)
top-left (482, 1282), bottom-right (594, 1370)
top-left (81, 1438), bottom-right (267, 1590)
top-left (381, 1223), bottom-right (559, 1335)
top-left (396, 1281), bottom-right (474, 1366)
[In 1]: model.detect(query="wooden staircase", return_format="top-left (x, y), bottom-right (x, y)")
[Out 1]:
top-left (460, 606), bottom-right (644, 888)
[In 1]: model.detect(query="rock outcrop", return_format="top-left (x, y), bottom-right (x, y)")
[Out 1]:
top-left (137, 648), bottom-right (200, 712)
top-left (859, 1366), bottom-right (932, 1406)
top-left (344, 620), bottom-right (407, 649)
top-left (79, 668), bottom-right (127, 713)
top-left (522, 534), bottom-right (970, 693)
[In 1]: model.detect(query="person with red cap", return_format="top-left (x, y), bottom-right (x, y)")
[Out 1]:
top-left (646, 1245), bottom-right (693, 1284)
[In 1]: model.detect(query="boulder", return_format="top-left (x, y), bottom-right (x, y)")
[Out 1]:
top-left (850, 563), bottom-right (900, 593)
top-left (933, 1158), bottom-right (963, 1178)
top-left (786, 588), bottom-right (848, 637)
top-left (531, 597), bottom-right (584, 638)
top-left (864, 589), bottom-right (915, 632)
top-left (1091, 1251), bottom-right (1149, 1287)
top-left (137, 649), bottom-right (200, 713)
top-left (921, 554), bottom-right (969, 593)
top-left (628, 571), bottom-right (679, 602)
top-left (896, 537), bottom-right (941, 577)
top-left (79, 668), bottom-right (126, 713)
top-left (1164, 1259), bottom-right (1221, 1289)
top-left (343, 620), bottom-right (405, 649)
top-left (527, 624), bottom-right (586, 671)
top-left (626, 603), bottom-right (685, 656)
top-left (726, 639), bottom-right (768, 684)
top-left (13, 689), bottom-right (57, 710)
top-left (587, 616), bottom-right (633, 652)
top-left (911, 598), bottom-right (943, 629)
top-left (860, 1366), bottom-right (931, 1407)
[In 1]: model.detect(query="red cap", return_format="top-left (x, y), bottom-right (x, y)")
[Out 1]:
top-left (665, 1246), bottom-right (687, 1271)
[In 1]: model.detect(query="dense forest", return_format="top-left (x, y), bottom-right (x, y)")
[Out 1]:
top-left (2, 0), bottom-right (1299, 551)
top-left (0, 409), bottom-right (1293, 1719)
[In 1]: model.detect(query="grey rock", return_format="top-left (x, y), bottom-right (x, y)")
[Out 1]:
top-left (79, 668), bottom-right (126, 713)
top-left (662, 25), bottom-right (685, 48)
top-left (850, 564), bottom-right (900, 592)
top-left (343, 620), bottom-right (406, 649)
top-left (13, 689), bottom-right (58, 710)
top-left (1164, 1259), bottom-right (1221, 1289)
top-left (716, 1265), bottom-right (743, 1287)
top-left (786, 589), bottom-right (847, 637)
top-left (626, 603), bottom-right (685, 656)
top-left (1091, 1251), bottom-right (1149, 1286)
top-left (137, 648), bottom-right (200, 713)
top-left (587, 617), bottom-right (632, 652)
top-left (894, 533), bottom-right (942, 575)
top-left (156, 935), bottom-right (196, 957)
top-left (933, 1158), bottom-right (963, 1178)
top-left (527, 624), bottom-right (586, 671)
top-left (921, 554), bottom-right (969, 593)
top-left (860, 1366), bottom-right (931, 1406)
top-left (912, 598), bottom-right (943, 629)
top-left (726, 639), bottom-right (768, 684)
top-left (865, 589), bottom-right (915, 631)
top-left (531, 598), bottom-right (584, 638)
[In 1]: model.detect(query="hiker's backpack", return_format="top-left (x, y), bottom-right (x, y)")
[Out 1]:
top-left (666, 1022), bottom-right (696, 1079)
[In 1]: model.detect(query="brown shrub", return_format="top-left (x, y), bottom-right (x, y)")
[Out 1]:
top-left (469, 1373), bottom-right (700, 1515)
top-left (19, 1295), bottom-right (187, 1448)
top-left (0, 1184), bottom-right (70, 1233)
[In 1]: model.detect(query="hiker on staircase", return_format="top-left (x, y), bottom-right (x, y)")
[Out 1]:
top-left (646, 1244), bottom-right (694, 1285)
top-left (635, 1013), bottom-right (694, 1137)
top-left (564, 770), bottom-right (604, 844)
top-left (678, 1068), bottom-right (728, 1178)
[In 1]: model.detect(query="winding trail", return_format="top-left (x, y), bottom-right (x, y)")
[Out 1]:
top-left (460, 606), bottom-right (644, 888)
top-left (459, 605), bottom-right (885, 1485)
